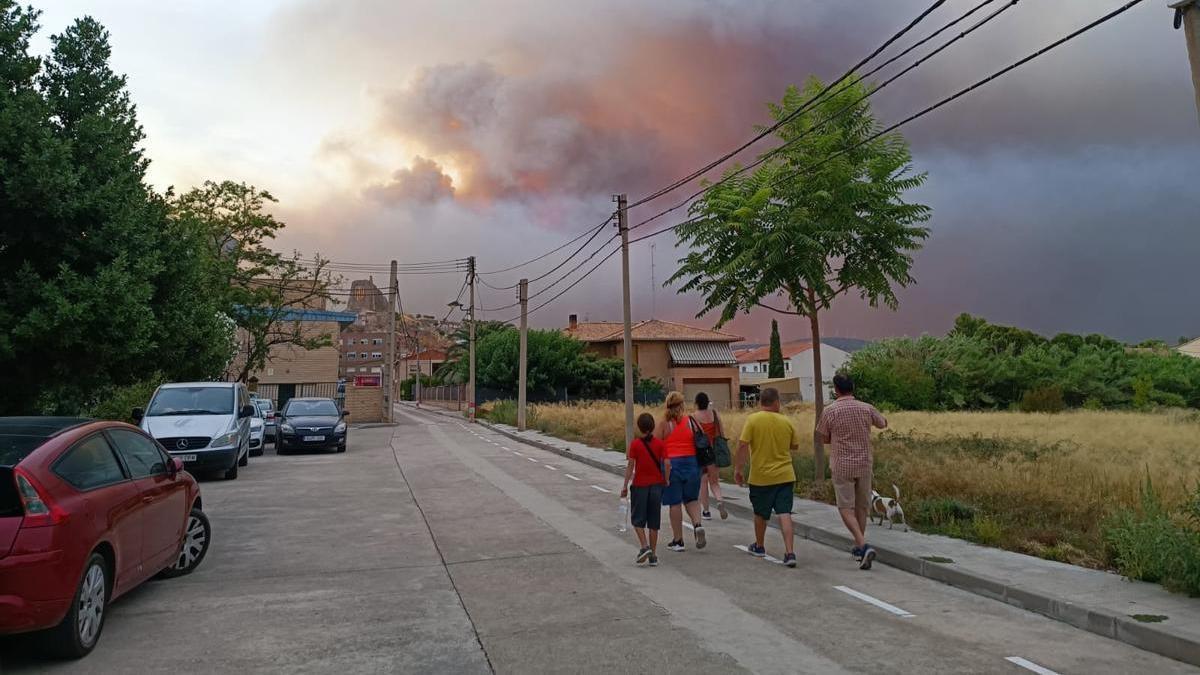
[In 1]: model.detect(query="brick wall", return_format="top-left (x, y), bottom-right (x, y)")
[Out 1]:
top-left (344, 384), bottom-right (384, 423)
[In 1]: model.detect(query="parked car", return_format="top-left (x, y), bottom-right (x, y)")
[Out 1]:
top-left (248, 405), bottom-right (265, 458)
top-left (252, 398), bottom-right (277, 442)
top-left (135, 382), bottom-right (254, 480)
top-left (276, 398), bottom-right (349, 454)
top-left (0, 417), bottom-right (211, 658)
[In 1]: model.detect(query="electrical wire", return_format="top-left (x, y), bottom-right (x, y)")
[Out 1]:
top-left (476, 215), bottom-right (613, 276)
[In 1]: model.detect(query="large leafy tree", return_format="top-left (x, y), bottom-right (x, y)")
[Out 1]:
top-left (671, 77), bottom-right (931, 479)
top-left (169, 180), bottom-right (338, 383)
top-left (0, 7), bottom-right (232, 413)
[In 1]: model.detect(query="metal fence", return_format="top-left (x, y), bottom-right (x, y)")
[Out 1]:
top-left (417, 384), bottom-right (465, 411)
top-left (252, 382), bottom-right (344, 410)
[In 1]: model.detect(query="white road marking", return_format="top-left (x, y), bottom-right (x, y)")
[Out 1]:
top-left (564, 474), bottom-right (581, 481)
top-left (590, 485), bottom-right (612, 493)
top-left (526, 457), bottom-right (539, 463)
top-left (682, 521), bottom-right (694, 531)
top-left (834, 586), bottom-right (914, 618)
top-left (500, 446), bottom-right (511, 450)
top-left (1005, 657), bottom-right (1061, 675)
top-left (733, 544), bottom-right (783, 564)
top-left (543, 465), bottom-right (558, 470)
top-left (513, 451), bottom-right (524, 456)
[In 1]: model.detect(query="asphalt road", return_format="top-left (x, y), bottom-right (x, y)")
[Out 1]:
top-left (3, 408), bottom-right (1196, 674)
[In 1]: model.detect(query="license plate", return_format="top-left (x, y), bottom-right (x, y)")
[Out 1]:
top-left (303, 435), bottom-right (325, 442)
top-left (176, 454), bottom-right (197, 462)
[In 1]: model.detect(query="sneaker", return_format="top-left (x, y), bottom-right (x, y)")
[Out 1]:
top-left (701, 510), bottom-right (713, 520)
top-left (717, 501), bottom-right (728, 520)
top-left (668, 540), bottom-right (685, 552)
top-left (859, 545), bottom-right (877, 571)
top-left (783, 553), bottom-right (797, 568)
top-left (636, 547), bottom-right (652, 564)
top-left (746, 542), bottom-right (766, 557)
top-left (694, 525), bottom-right (707, 550)
top-left (648, 553), bottom-right (659, 567)
top-left (850, 545), bottom-right (864, 561)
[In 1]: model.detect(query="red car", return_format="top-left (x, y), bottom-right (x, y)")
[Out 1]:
top-left (0, 418), bottom-right (211, 658)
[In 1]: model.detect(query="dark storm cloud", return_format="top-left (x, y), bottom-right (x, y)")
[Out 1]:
top-left (273, 0), bottom-right (1199, 340)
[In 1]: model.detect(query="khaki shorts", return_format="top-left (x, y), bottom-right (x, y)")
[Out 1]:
top-left (833, 471), bottom-right (873, 510)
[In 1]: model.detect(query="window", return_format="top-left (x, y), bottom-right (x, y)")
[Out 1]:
top-left (106, 429), bottom-right (167, 478)
top-left (372, 338), bottom-right (383, 346)
top-left (359, 338), bottom-right (369, 345)
top-left (54, 435), bottom-right (126, 490)
top-left (146, 386), bottom-right (234, 416)
top-left (371, 367), bottom-right (381, 373)
top-left (360, 352), bottom-right (368, 359)
top-left (283, 399), bottom-right (340, 416)
top-left (371, 352), bottom-right (383, 359)
top-left (784, 362), bottom-right (792, 372)
top-left (346, 352), bottom-right (356, 360)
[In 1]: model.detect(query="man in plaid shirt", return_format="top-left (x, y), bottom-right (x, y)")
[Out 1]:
top-left (816, 373), bottom-right (888, 570)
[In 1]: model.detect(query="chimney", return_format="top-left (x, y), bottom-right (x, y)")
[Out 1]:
top-left (568, 314), bottom-right (578, 330)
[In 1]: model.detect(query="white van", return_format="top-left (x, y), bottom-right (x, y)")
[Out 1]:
top-left (134, 382), bottom-right (254, 480)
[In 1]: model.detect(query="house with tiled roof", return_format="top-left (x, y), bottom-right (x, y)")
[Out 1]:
top-left (564, 315), bottom-right (743, 408)
top-left (734, 339), bottom-right (851, 402)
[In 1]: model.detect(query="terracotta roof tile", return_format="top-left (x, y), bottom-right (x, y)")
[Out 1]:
top-left (565, 318), bottom-right (742, 343)
top-left (734, 340), bottom-right (814, 363)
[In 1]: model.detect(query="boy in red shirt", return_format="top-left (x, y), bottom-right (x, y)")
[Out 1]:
top-left (621, 413), bottom-right (670, 566)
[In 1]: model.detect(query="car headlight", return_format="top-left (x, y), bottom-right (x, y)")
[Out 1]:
top-left (335, 422), bottom-right (347, 433)
top-left (280, 423), bottom-right (294, 433)
top-left (210, 430), bottom-right (240, 448)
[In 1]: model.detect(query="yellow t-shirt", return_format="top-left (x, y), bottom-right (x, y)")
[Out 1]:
top-left (739, 411), bottom-right (797, 485)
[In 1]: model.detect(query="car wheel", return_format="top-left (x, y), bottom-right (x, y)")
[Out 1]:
top-left (159, 508), bottom-right (211, 578)
top-left (249, 444), bottom-right (263, 457)
top-left (337, 443), bottom-right (346, 453)
top-left (276, 443), bottom-right (288, 456)
top-left (43, 552), bottom-right (108, 659)
top-left (224, 460), bottom-right (239, 480)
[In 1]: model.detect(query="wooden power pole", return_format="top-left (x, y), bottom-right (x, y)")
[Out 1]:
top-left (1172, 0), bottom-right (1200, 125)
top-left (517, 278), bottom-right (529, 431)
top-left (386, 260), bottom-right (397, 423)
top-left (468, 256), bottom-right (477, 422)
top-left (615, 194), bottom-right (634, 452)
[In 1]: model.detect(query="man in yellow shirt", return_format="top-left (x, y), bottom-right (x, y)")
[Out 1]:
top-left (735, 387), bottom-right (799, 567)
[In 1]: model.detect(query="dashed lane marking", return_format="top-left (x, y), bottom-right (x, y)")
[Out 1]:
top-left (543, 465), bottom-right (558, 470)
top-left (833, 586), bottom-right (914, 618)
top-left (564, 474), bottom-right (581, 481)
top-left (526, 457), bottom-right (539, 463)
top-left (733, 544), bottom-right (783, 565)
top-left (1004, 657), bottom-right (1060, 675)
top-left (590, 485), bottom-right (611, 493)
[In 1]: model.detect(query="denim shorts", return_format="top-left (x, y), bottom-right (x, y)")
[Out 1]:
top-left (662, 455), bottom-right (700, 506)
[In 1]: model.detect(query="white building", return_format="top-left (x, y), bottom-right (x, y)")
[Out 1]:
top-left (735, 340), bottom-right (851, 402)
top-left (1178, 337), bottom-right (1200, 358)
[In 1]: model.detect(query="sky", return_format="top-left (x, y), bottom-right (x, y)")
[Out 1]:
top-left (33, 0), bottom-right (1200, 343)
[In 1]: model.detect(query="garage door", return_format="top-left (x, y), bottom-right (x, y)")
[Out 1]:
top-left (682, 381), bottom-right (731, 411)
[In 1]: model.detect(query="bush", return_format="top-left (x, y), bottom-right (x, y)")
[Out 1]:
top-left (913, 498), bottom-right (976, 527)
top-left (1103, 476), bottom-right (1200, 595)
top-left (86, 378), bottom-right (164, 422)
top-left (1019, 385), bottom-right (1066, 413)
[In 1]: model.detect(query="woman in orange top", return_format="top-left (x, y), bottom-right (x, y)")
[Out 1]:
top-left (692, 392), bottom-right (727, 521)
top-left (655, 391), bottom-right (706, 552)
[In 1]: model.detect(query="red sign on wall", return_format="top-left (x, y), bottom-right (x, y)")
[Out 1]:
top-left (354, 375), bottom-right (381, 387)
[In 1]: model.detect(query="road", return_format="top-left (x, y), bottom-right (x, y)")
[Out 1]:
top-left (3, 406), bottom-right (1196, 673)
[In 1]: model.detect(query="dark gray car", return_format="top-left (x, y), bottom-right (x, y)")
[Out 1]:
top-left (276, 398), bottom-right (348, 454)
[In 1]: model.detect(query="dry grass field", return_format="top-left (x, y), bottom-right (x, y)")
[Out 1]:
top-left (485, 400), bottom-right (1200, 572)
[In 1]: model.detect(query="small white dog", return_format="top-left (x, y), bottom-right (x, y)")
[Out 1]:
top-left (870, 485), bottom-right (908, 531)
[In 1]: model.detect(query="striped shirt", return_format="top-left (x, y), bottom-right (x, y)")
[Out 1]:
top-left (816, 396), bottom-right (887, 479)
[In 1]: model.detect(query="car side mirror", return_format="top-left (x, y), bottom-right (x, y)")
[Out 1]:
top-left (239, 404), bottom-right (256, 418)
top-left (341, 410), bottom-right (350, 418)
top-left (167, 457), bottom-right (184, 475)
top-left (131, 407), bottom-right (144, 423)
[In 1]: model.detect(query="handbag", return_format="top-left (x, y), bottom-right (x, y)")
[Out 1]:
top-left (688, 416), bottom-right (716, 466)
top-left (712, 409), bottom-right (732, 467)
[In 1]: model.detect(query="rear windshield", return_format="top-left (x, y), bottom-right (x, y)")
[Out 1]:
top-left (0, 434), bottom-right (47, 467)
top-left (284, 400), bottom-right (339, 416)
top-left (0, 468), bottom-right (21, 517)
top-left (147, 387), bottom-right (233, 416)
top-left (254, 399), bottom-right (274, 412)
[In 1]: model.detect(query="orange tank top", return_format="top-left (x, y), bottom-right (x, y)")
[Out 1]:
top-left (698, 420), bottom-right (718, 444)
top-left (664, 418), bottom-right (696, 459)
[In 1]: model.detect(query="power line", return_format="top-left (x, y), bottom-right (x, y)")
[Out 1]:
top-left (506, 0), bottom-right (1147, 321)
top-left (626, 0), bottom-right (949, 211)
top-left (476, 215), bottom-right (613, 276)
top-left (624, 0), bottom-right (1022, 237)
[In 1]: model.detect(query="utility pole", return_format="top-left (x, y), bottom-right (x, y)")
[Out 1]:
top-left (517, 278), bottom-right (529, 431)
top-left (413, 331), bottom-right (421, 408)
top-left (1172, 0), bottom-right (1200, 125)
top-left (468, 256), bottom-right (477, 422)
top-left (385, 260), bottom-right (397, 423)
top-left (615, 194), bottom-right (635, 451)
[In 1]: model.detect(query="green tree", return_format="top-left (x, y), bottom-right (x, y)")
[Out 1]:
top-left (169, 180), bottom-right (338, 382)
top-left (0, 8), bottom-right (232, 413)
top-left (670, 77), bottom-right (931, 477)
top-left (767, 319), bottom-right (785, 378)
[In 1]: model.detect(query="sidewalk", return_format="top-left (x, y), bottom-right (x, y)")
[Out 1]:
top-left (408, 404), bottom-right (1200, 668)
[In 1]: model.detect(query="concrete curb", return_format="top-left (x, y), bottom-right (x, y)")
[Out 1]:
top-left (409, 406), bottom-right (1199, 667)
